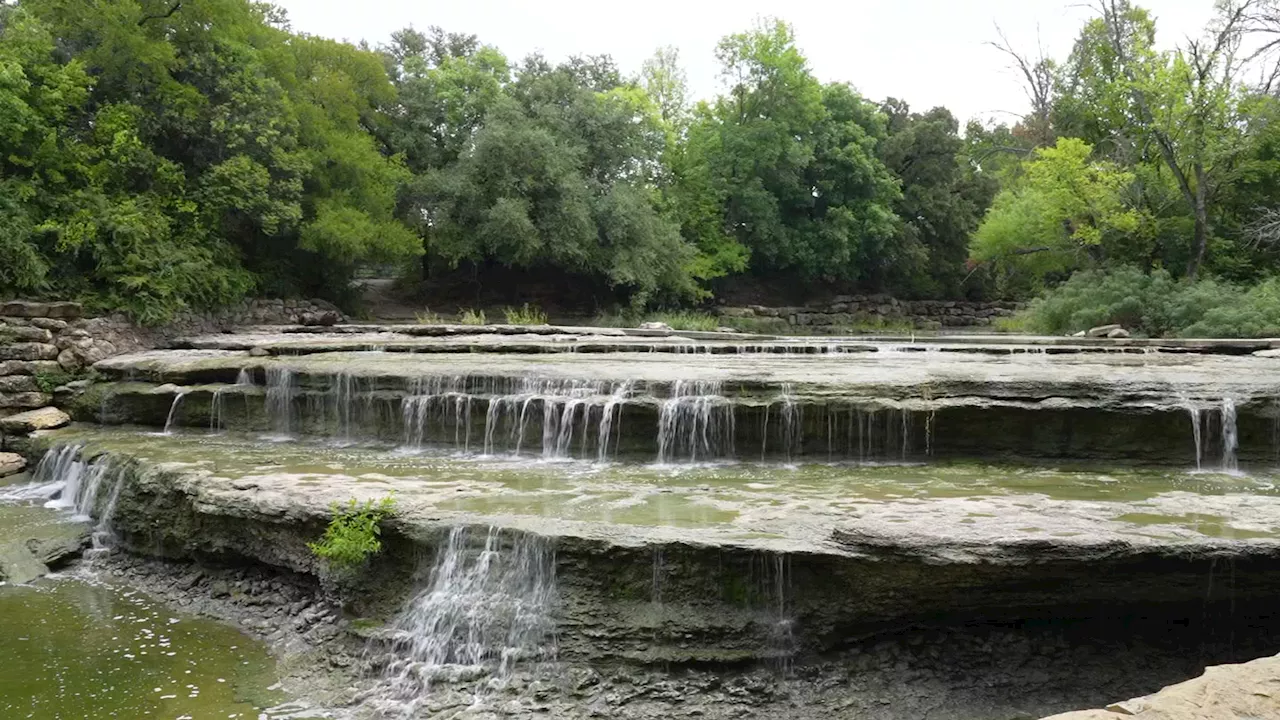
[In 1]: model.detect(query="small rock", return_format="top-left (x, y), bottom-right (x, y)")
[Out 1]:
top-left (1086, 324), bottom-right (1122, 337)
top-left (639, 322), bottom-right (672, 331)
top-left (0, 452), bottom-right (25, 478)
top-left (716, 326), bottom-right (739, 334)
top-left (0, 406), bottom-right (71, 434)
top-left (1071, 330), bottom-right (1087, 337)
top-left (248, 347), bottom-right (271, 357)
top-left (1106, 328), bottom-right (1130, 339)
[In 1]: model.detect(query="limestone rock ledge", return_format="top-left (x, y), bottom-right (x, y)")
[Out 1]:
top-left (1041, 653), bottom-right (1280, 719)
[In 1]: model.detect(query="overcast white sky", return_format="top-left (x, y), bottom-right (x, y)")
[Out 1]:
top-left (273, 0), bottom-right (1217, 126)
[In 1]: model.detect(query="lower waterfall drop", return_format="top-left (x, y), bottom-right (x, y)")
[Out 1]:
top-left (162, 390), bottom-right (189, 435)
top-left (210, 368), bottom-right (253, 431)
top-left (1221, 398), bottom-right (1239, 473)
top-left (656, 380), bottom-right (733, 463)
top-left (265, 367), bottom-right (296, 436)
top-left (379, 526), bottom-right (557, 700)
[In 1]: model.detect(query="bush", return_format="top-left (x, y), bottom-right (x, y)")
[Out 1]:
top-left (646, 311), bottom-right (721, 332)
top-left (308, 496), bottom-right (396, 570)
top-left (458, 308), bottom-right (487, 325)
top-left (503, 303), bottom-right (548, 325)
top-left (1023, 266), bottom-right (1280, 338)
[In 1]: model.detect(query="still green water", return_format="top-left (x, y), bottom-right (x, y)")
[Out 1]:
top-left (0, 576), bottom-right (291, 720)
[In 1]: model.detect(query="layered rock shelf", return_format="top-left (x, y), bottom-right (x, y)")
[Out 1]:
top-left (5, 322), bottom-right (1280, 719)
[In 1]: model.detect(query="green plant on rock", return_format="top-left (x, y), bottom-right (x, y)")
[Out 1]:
top-left (308, 495), bottom-right (396, 570)
top-left (503, 303), bottom-right (548, 325)
top-left (33, 368), bottom-right (74, 394)
top-left (457, 308), bottom-right (487, 325)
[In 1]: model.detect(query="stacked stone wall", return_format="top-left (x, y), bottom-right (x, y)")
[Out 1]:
top-left (0, 298), bottom-right (341, 416)
top-left (719, 295), bottom-right (1022, 330)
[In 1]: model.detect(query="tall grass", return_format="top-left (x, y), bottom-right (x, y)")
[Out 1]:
top-left (457, 308), bottom-right (487, 325)
top-left (503, 303), bottom-right (549, 325)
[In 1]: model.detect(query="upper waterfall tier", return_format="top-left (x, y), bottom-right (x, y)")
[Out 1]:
top-left (85, 344), bottom-right (1280, 464)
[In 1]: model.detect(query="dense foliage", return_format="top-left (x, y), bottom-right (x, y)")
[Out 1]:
top-left (7, 0), bottom-right (1280, 332)
top-left (1024, 266), bottom-right (1280, 338)
top-left (0, 6), bottom-right (994, 318)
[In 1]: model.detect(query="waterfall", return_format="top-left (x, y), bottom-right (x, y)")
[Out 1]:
top-left (0, 444), bottom-right (81, 502)
top-left (210, 368), bottom-right (253, 432)
top-left (265, 367), bottom-right (295, 436)
top-left (17, 444), bottom-right (117, 525)
top-left (404, 376), bottom-right (634, 459)
top-left (1221, 398), bottom-right (1239, 473)
top-left (656, 380), bottom-right (733, 463)
top-left (379, 526), bottom-right (556, 698)
top-left (1186, 402), bottom-right (1204, 470)
top-left (162, 390), bottom-right (189, 435)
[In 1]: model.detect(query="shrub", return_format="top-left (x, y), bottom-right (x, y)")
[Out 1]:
top-left (646, 311), bottom-right (721, 332)
top-left (308, 495), bottom-right (396, 570)
top-left (503, 303), bottom-right (549, 325)
top-left (458, 308), bottom-right (487, 325)
top-left (1023, 267), bottom-right (1280, 338)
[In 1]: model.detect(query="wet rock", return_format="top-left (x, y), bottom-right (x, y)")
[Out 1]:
top-left (1087, 324), bottom-right (1122, 338)
top-left (0, 406), bottom-right (70, 433)
top-left (1106, 328), bottom-right (1131, 339)
top-left (1040, 653), bottom-right (1280, 719)
top-left (0, 452), bottom-right (25, 477)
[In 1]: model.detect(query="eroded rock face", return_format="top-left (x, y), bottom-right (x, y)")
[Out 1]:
top-left (0, 406), bottom-right (70, 434)
top-left (1041, 653), bottom-right (1280, 719)
top-left (0, 300), bottom-right (82, 319)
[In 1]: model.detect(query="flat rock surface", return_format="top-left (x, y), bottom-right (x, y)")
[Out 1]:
top-left (96, 344), bottom-right (1280, 406)
top-left (1042, 653), bottom-right (1280, 719)
top-left (0, 504), bottom-right (88, 583)
top-left (0, 406), bottom-right (70, 434)
top-left (33, 428), bottom-right (1280, 558)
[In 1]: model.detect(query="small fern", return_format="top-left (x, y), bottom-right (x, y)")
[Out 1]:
top-left (308, 495), bottom-right (396, 570)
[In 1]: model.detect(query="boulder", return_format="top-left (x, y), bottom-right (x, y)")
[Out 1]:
top-left (0, 360), bottom-right (62, 376)
top-left (1072, 331), bottom-right (1087, 337)
top-left (0, 376), bottom-right (39, 393)
top-left (0, 325), bottom-right (53, 343)
top-left (1087, 324), bottom-right (1122, 337)
top-left (1106, 328), bottom-right (1131, 339)
top-left (0, 343), bottom-right (59, 361)
top-left (0, 406), bottom-right (70, 434)
top-left (0, 392), bottom-right (51, 409)
top-left (0, 300), bottom-right (81, 319)
top-left (639, 322), bottom-right (672, 331)
top-left (0, 452), bottom-right (24, 477)
top-left (299, 310), bottom-right (342, 327)
top-left (28, 317), bottom-right (68, 331)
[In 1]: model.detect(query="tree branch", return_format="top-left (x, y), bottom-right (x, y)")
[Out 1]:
top-left (138, 2), bottom-right (181, 26)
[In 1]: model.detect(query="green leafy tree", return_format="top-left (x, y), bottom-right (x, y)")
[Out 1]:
top-left (971, 137), bottom-right (1143, 284)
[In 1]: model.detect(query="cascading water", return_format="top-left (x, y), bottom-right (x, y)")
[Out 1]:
top-left (403, 376), bottom-right (635, 460)
top-left (1186, 402), bottom-right (1204, 470)
top-left (162, 390), bottom-right (189, 435)
top-left (1221, 398), bottom-right (1239, 473)
top-left (378, 526), bottom-right (556, 700)
top-left (210, 368), bottom-right (253, 432)
top-left (656, 380), bottom-right (733, 463)
top-left (265, 367), bottom-right (295, 436)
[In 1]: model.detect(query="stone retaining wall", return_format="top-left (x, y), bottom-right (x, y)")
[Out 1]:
top-left (0, 298), bottom-right (341, 416)
top-left (720, 295), bottom-right (1021, 330)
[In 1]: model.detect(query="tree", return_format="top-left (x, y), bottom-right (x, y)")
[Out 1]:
top-left (1065, 0), bottom-right (1258, 278)
top-left (641, 45), bottom-right (688, 126)
top-left (971, 137), bottom-right (1143, 284)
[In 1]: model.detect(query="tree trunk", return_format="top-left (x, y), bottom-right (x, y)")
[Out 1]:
top-left (1186, 162), bottom-right (1209, 280)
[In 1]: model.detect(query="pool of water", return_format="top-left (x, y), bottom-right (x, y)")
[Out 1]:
top-left (0, 574), bottom-right (309, 720)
